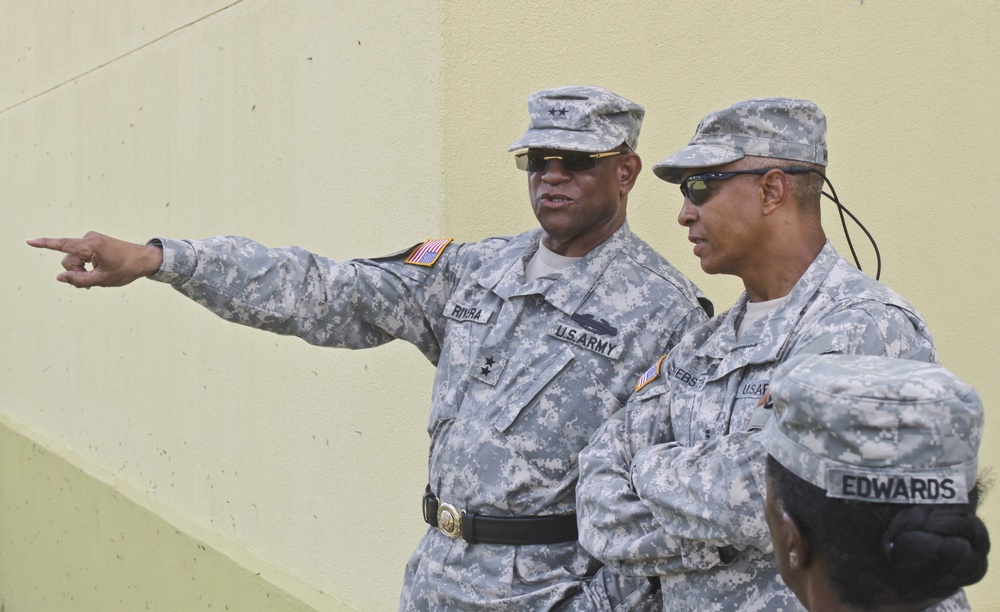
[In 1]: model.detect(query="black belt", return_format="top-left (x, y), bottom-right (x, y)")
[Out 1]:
top-left (422, 486), bottom-right (578, 545)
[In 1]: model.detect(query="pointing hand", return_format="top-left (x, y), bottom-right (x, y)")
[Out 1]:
top-left (27, 231), bottom-right (163, 288)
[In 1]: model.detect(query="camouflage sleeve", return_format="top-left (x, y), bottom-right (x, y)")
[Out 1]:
top-left (578, 379), bottom-right (726, 577)
top-left (629, 431), bottom-right (772, 558)
top-left (584, 373), bottom-right (774, 571)
top-left (578, 412), bottom-right (713, 577)
top-left (149, 236), bottom-right (454, 362)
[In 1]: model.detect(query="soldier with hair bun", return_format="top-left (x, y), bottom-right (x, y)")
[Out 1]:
top-left (760, 353), bottom-right (990, 611)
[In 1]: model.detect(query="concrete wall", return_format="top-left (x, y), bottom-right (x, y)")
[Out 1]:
top-left (3, 1), bottom-right (999, 610)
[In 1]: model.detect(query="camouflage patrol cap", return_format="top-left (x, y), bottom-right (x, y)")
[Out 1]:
top-left (508, 85), bottom-right (644, 153)
top-left (760, 354), bottom-right (983, 505)
top-left (653, 98), bottom-right (828, 183)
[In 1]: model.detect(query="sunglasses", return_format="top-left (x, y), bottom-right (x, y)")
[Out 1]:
top-left (514, 150), bottom-right (623, 173)
top-left (680, 167), bottom-right (819, 205)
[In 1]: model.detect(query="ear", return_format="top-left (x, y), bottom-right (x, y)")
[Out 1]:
top-left (759, 168), bottom-right (789, 215)
top-left (618, 152), bottom-right (642, 197)
top-left (782, 510), bottom-right (811, 571)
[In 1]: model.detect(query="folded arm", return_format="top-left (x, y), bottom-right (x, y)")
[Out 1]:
top-left (578, 405), bottom-right (769, 577)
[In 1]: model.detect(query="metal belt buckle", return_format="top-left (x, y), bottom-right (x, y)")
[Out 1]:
top-left (436, 502), bottom-right (463, 540)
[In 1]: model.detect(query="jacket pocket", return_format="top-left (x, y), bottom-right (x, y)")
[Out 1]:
top-left (492, 347), bottom-right (622, 483)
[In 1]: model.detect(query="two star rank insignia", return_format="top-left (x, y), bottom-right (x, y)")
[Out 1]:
top-left (471, 346), bottom-right (505, 386)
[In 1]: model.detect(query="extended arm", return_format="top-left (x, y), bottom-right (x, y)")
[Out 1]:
top-left (29, 231), bottom-right (451, 359)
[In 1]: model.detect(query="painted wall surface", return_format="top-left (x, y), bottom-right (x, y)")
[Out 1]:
top-left (3, 1), bottom-right (999, 611)
top-left (0, 415), bottom-right (346, 611)
top-left (5, 1), bottom-right (443, 611)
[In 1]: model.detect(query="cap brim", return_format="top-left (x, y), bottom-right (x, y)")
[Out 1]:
top-left (508, 129), bottom-right (622, 153)
top-left (652, 144), bottom-right (744, 183)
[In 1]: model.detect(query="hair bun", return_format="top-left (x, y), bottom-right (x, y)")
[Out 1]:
top-left (883, 506), bottom-right (990, 596)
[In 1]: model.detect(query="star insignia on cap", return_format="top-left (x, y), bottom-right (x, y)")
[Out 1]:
top-left (548, 106), bottom-right (569, 117)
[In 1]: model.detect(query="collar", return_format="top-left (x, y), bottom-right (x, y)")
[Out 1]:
top-left (471, 222), bottom-right (635, 315)
top-left (697, 241), bottom-right (840, 363)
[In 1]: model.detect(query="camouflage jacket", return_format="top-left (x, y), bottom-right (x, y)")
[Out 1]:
top-left (576, 242), bottom-right (937, 611)
top-left (926, 591), bottom-right (971, 611)
top-left (151, 222), bottom-right (709, 609)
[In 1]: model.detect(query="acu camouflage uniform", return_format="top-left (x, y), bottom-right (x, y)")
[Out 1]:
top-left (150, 85), bottom-right (710, 610)
top-left (576, 98), bottom-right (938, 610)
top-left (577, 243), bottom-right (937, 610)
top-left (761, 354), bottom-right (984, 611)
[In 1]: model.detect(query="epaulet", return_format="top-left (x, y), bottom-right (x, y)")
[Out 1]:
top-left (635, 354), bottom-right (667, 393)
top-left (404, 238), bottom-right (453, 267)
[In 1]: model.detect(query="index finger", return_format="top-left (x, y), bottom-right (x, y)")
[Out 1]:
top-left (26, 237), bottom-right (79, 254)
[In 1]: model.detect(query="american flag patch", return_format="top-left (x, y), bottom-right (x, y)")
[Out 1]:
top-left (405, 238), bottom-right (453, 267)
top-left (635, 355), bottom-right (667, 392)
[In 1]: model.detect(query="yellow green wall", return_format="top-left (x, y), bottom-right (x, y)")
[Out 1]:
top-left (3, 1), bottom-right (999, 610)
top-left (0, 415), bottom-right (344, 611)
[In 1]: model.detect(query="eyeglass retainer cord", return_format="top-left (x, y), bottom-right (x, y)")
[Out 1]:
top-left (819, 174), bottom-right (882, 281)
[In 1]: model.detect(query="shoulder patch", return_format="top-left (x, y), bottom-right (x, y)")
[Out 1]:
top-left (635, 354), bottom-right (667, 393)
top-left (405, 238), bottom-right (453, 267)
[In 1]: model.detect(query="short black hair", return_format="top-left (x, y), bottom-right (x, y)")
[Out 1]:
top-left (766, 455), bottom-right (990, 608)
top-left (739, 156), bottom-right (825, 214)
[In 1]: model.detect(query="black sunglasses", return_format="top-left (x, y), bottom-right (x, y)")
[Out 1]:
top-left (514, 150), bottom-right (623, 173)
top-left (680, 167), bottom-right (820, 205)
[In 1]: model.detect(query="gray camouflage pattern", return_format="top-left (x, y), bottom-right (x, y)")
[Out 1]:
top-left (508, 85), bottom-right (644, 153)
top-left (576, 242), bottom-right (937, 610)
top-left (925, 591), bottom-right (972, 611)
top-left (761, 353), bottom-right (982, 502)
top-left (761, 354), bottom-right (979, 611)
top-left (653, 98), bottom-right (828, 183)
top-left (150, 222), bottom-right (708, 610)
